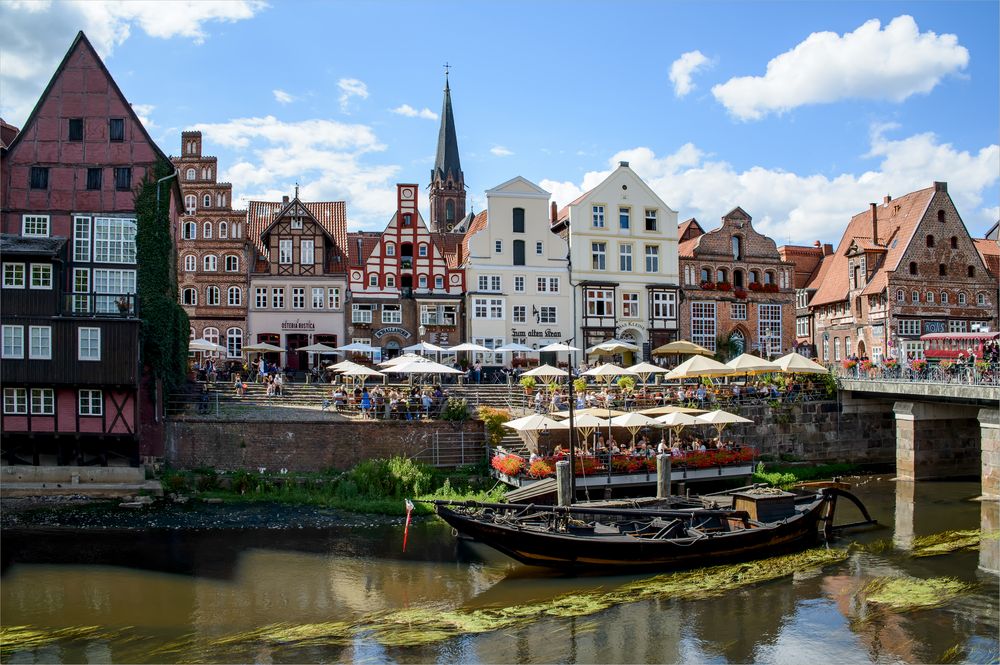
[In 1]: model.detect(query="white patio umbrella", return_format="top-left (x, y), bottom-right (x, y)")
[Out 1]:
top-left (379, 352), bottom-right (429, 367)
top-left (538, 342), bottom-right (581, 352)
top-left (586, 338), bottom-right (640, 355)
top-left (654, 411), bottom-right (701, 447)
top-left (521, 363), bottom-right (569, 378)
top-left (503, 414), bottom-right (566, 454)
top-left (335, 342), bottom-right (377, 353)
top-left (402, 341), bottom-right (447, 354)
top-left (190, 338), bottom-right (226, 354)
top-left (695, 409), bottom-right (754, 438)
top-left (296, 342), bottom-right (338, 354)
top-left (494, 342), bottom-right (536, 353)
top-left (665, 355), bottom-right (735, 380)
top-left (725, 353), bottom-right (780, 375)
top-left (386, 359), bottom-right (463, 375)
top-left (582, 364), bottom-right (639, 394)
top-left (242, 342), bottom-right (283, 353)
top-left (609, 412), bottom-right (660, 447)
top-left (330, 360), bottom-right (364, 373)
top-left (448, 342), bottom-right (492, 353)
top-left (626, 361), bottom-right (670, 384)
top-left (552, 406), bottom-right (627, 419)
top-left (774, 352), bottom-right (829, 375)
top-left (638, 405), bottom-right (707, 416)
top-left (340, 364), bottom-right (385, 387)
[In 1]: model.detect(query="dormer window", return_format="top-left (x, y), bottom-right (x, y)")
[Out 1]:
top-left (290, 217), bottom-right (303, 230)
top-left (732, 236), bottom-right (743, 260)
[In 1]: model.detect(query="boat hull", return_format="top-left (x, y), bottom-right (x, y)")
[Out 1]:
top-left (435, 499), bottom-right (827, 571)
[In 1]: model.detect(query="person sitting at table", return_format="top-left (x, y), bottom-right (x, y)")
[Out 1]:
top-left (676, 387), bottom-right (686, 403)
top-left (657, 438), bottom-right (669, 455)
top-left (608, 435), bottom-right (619, 454)
top-left (534, 390), bottom-right (544, 413)
top-left (576, 392), bottom-right (586, 409)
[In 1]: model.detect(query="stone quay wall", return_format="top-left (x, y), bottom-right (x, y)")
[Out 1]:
top-left (164, 418), bottom-right (485, 472)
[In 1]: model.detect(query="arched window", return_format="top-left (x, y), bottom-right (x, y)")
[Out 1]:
top-left (184, 254), bottom-right (196, 272)
top-left (385, 243), bottom-right (395, 257)
top-left (203, 255), bottom-right (217, 271)
top-left (715, 268), bottom-right (726, 283)
top-left (386, 274), bottom-right (396, 288)
top-left (418, 244), bottom-right (428, 257)
top-left (226, 328), bottom-right (242, 358)
top-left (967, 265), bottom-right (976, 277)
top-left (749, 270), bottom-right (759, 283)
top-left (446, 200), bottom-right (455, 223)
top-left (911, 290), bottom-right (919, 304)
top-left (732, 236), bottom-right (743, 260)
top-left (764, 271), bottom-right (774, 285)
top-left (950, 236), bottom-right (958, 249)
top-left (225, 255), bottom-right (239, 272)
top-left (202, 194), bottom-right (211, 208)
top-left (926, 291), bottom-right (934, 303)
top-left (733, 269), bottom-right (744, 288)
top-left (203, 221), bottom-right (212, 239)
top-left (434, 275), bottom-right (444, 289)
top-left (512, 208), bottom-right (525, 233)
top-left (977, 292), bottom-right (988, 306)
top-left (182, 288), bottom-right (197, 305)
top-left (700, 267), bottom-right (711, 283)
top-left (926, 235), bottom-right (934, 247)
top-left (895, 289), bottom-right (904, 303)
top-left (368, 274), bottom-right (377, 287)
top-left (203, 327), bottom-right (219, 350)
top-left (182, 221), bottom-right (196, 240)
top-left (908, 262), bottom-right (917, 275)
top-left (958, 291), bottom-right (967, 305)
top-left (418, 275), bottom-right (428, 288)
top-left (941, 291), bottom-right (949, 304)
top-left (185, 168), bottom-right (196, 181)
top-left (219, 221), bottom-right (228, 238)
top-left (513, 239), bottom-right (525, 266)
top-left (228, 286), bottom-right (242, 306)
top-left (937, 210), bottom-right (945, 223)
top-left (206, 286), bottom-right (220, 306)
top-left (217, 193), bottom-right (225, 207)
top-left (231, 222), bottom-right (242, 239)
top-left (184, 195), bottom-right (196, 214)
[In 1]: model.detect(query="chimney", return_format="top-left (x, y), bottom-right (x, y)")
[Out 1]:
top-left (550, 201), bottom-right (557, 224)
top-left (883, 195), bottom-right (892, 204)
top-left (823, 243), bottom-right (834, 256)
top-left (282, 195), bottom-right (289, 204)
top-left (870, 203), bottom-right (878, 243)
top-left (619, 161), bottom-right (629, 168)
top-left (934, 181), bottom-right (948, 193)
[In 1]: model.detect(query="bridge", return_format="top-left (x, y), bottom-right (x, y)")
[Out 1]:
top-left (837, 374), bottom-right (999, 501)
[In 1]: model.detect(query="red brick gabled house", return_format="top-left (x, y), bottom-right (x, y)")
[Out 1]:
top-left (809, 182), bottom-right (996, 365)
top-left (0, 31), bottom-right (181, 465)
top-left (678, 207), bottom-right (795, 358)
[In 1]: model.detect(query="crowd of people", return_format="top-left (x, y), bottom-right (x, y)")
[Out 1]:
top-left (323, 384), bottom-right (449, 420)
top-left (541, 434), bottom-right (740, 462)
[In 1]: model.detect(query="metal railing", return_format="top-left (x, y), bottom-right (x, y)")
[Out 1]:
top-left (835, 363), bottom-right (999, 387)
top-left (61, 292), bottom-right (139, 318)
top-left (412, 431), bottom-right (487, 468)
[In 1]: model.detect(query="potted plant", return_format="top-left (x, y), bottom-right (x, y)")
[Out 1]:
top-left (841, 358), bottom-right (858, 372)
top-left (617, 376), bottom-right (636, 394)
top-left (573, 378), bottom-right (588, 394)
top-left (910, 358), bottom-right (928, 374)
top-left (519, 376), bottom-right (537, 394)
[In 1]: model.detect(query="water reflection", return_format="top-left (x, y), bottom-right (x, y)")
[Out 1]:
top-left (981, 499), bottom-right (999, 575)
top-left (2, 480), bottom-right (998, 664)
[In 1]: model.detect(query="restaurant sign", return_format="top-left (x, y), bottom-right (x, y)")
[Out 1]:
top-left (924, 320), bottom-right (946, 334)
top-left (281, 319), bottom-right (315, 331)
top-left (374, 326), bottom-right (412, 339)
top-left (511, 328), bottom-right (563, 339)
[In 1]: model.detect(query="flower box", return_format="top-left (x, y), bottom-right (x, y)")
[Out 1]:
top-left (716, 281), bottom-right (732, 292)
top-left (700, 281), bottom-right (716, 290)
top-left (734, 288), bottom-right (748, 299)
top-left (748, 282), bottom-right (763, 292)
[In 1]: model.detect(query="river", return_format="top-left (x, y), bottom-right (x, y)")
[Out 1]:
top-left (2, 478), bottom-right (997, 664)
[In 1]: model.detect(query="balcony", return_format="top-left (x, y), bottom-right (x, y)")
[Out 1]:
top-left (60, 293), bottom-right (140, 319)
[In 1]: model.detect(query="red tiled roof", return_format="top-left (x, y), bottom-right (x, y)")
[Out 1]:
top-left (804, 251), bottom-right (834, 292)
top-left (811, 186), bottom-right (936, 306)
top-left (677, 235), bottom-right (701, 258)
top-left (555, 187), bottom-right (594, 223)
top-left (678, 218), bottom-right (704, 243)
top-left (460, 210), bottom-right (488, 266)
top-left (974, 238), bottom-right (999, 278)
top-left (430, 230), bottom-right (464, 268)
top-left (246, 199), bottom-right (347, 258)
top-left (346, 231), bottom-right (381, 266)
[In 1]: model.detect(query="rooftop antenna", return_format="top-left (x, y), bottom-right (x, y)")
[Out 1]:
top-left (443, 62), bottom-right (450, 85)
top-left (294, 182), bottom-right (299, 199)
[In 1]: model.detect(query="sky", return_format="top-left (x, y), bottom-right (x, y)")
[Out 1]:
top-left (1, 0), bottom-right (998, 245)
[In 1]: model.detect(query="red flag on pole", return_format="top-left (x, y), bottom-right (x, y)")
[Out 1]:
top-left (403, 499), bottom-right (415, 552)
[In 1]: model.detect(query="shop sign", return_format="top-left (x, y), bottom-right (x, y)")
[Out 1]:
top-left (923, 320), bottom-right (946, 333)
top-left (281, 319), bottom-right (315, 330)
top-left (374, 326), bottom-right (412, 339)
top-left (511, 328), bottom-right (563, 339)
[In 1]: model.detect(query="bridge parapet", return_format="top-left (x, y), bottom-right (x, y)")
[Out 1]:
top-left (839, 377), bottom-right (1000, 405)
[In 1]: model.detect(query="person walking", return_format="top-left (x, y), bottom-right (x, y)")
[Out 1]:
top-left (360, 388), bottom-right (372, 419)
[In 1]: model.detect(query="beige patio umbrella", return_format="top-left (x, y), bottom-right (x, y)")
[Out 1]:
top-left (190, 338), bottom-right (227, 354)
top-left (654, 411), bottom-right (701, 447)
top-left (652, 340), bottom-right (713, 356)
top-left (521, 364), bottom-right (568, 378)
top-left (725, 353), bottom-right (780, 375)
top-left (626, 361), bottom-right (670, 384)
top-left (586, 338), bottom-right (640, 355)
top-left (609, 412), bottom-right (660, 447)
top-left (296, 342), bottom-right (338, 354)
top-left (340, 364), bottom-right (385, 387)
top-left (503, 414), bottom-right (566, 454)
top-left (695, 409), bottom-right (754, 438)
top-left (379, 352), bottom-right (429, 368)
top-left (665, 355), bottom-right (735, 380)
top-left (566, 413), bottom-right (610, 452)
top-left (552, 406), bottom-right (628, 419)
top-left (638, 405), bottom-right (707, 416)
top-left (773, 352), bottom-right (829, 375)
top-left (243, 342), bottom-right (283, 353)
top-left (330, 359), bottom-right (364, 372)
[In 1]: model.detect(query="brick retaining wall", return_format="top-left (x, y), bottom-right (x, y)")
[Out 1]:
top-left (164, 419), bottom-right (484, 472)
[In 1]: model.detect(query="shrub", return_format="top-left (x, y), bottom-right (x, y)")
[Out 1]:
top-left (748, 282), bottom-right (763, 291)
top-left (440, 397), bottom-right (470, 422)
top-left (348, 457), bottom-right (433, 499)
top-left (842, 359), bottom-right (858, 370)
top-left (478, 406), bottom-right (512, 447)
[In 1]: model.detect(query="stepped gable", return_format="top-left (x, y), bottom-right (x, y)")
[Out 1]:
top-left (810, 186), bottom-right (936, 307)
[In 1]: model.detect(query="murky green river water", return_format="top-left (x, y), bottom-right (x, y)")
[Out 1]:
top-left (2, 478), bottom-right (998, 664)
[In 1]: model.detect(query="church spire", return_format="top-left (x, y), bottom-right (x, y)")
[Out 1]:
top-left (428, 66), bottom-right (465, 232)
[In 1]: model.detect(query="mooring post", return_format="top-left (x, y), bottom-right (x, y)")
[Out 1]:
top-left (556, 460), bottom-right (572, 506)
top-left (656, 453), bottom-right (671, 498)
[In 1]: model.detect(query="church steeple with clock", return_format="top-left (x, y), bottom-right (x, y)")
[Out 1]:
top-left (428, 68), bottom-right (466, 233)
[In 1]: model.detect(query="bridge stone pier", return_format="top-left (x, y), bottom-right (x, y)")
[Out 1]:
top-left (840, 378), bottom-right (999, 499)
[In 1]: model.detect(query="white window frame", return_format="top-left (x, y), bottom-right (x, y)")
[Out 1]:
top-left (290, 217), bottom-right (303, 230)
top-left (619, 243), bottom-right (633, 272)
top-left (644, 209), bottom-right (657, 231)
top-left (645, 245), bottom-right (659, 273)
top-left (203, 221), bottom-right (213, 239)
top-left (22, 214), bottom-right (50, 237)
top-left (619, 207), bottom-right (630, 230)
top-left (758, 304), bottom-right (782, 356)
top-left (328, 288), bottom-right (341, 310)
top-left (538, 306), bottom-right (557, 324)
top-left (271, 287), bottom-right (284, 309)
top-left (3, 263), bottom-right (25, 288)
top-left (203, 255), bottom-right (217, 272)
top-left (382, 304), bottom-right (402, 324)
top-left (352, 303), bottom-right (373, 323)
top-left (592, 205), bottom-right (605, 228)
top-left (93, 217), bottom-right (137, 264)
top-left (418, 244), bottom-right (428, 257)
top-left (385, 243), bottom-right (396, 257)
top-left (958, 292), bottom-right (967, 305)
top-left (219, 221), bottom-right (228, 239)
top-left (28, 325), bottom-right (52, 360)
top-left (225, 255), bottom-right (239, 272)
top-left (3, 388), bottom-right (27, 415)
top-left (312, 287), bottom-right (324, 309)
top-left (691, 301), bottom-right (717, 352)
top-left (182, 288), bottom-right (198, 306)
top-left (2, 325), bottom-right (25, 358)
top-left (73, 215), bottom-right (91, 262)
top-left (301, 239), bottom-right (315, 265)
top-left (78, 389), bottom-right (103, 416)
top-left (292, 287), bottom-right (305, 309)
top-left (72, 268), bottom-right (89, 313)
top-left (514, 276), bottom-right (525, 293)
top-left (279, 239), bottom-right (293, 265)
top-left (478, 275), bottom-right (501, 292)
top-left (651, 291), bottom-right (676, 320)
top-left (30, 388), bottom-right (54, 415)
top-left (513, 305), bottom-right (526, 323)
top-left (621, 292), bottom-right (639, 318)
top-left (949, 320), bottom-right (968, 333)
top-left (591, 242), bottom-right (606, 270)
top-left (182, 221), bottom-right (197, 240)
top-left (434, 275), bottom-right (444, 289)
top-left (227, 287), bottom-right (241, 307)
top-left (226, 328), bottom-right (243, 358)
top-left (898, 319), bottom-right (921, 336)
top-left (184, 255), bottom-right (196, 272)
top-left (731, 302), bottom-right (747, 321)
top-left (206, 286), bottom-right (221, 306)
top-left (255, 287), bottom-right (267, 309)
top-left (79, 327), bottom-right (101, 361)
top-left (585, 288), bottom-right (614, 316)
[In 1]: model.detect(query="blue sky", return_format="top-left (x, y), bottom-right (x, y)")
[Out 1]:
top-left (1, 1), bottom-right (997, 244)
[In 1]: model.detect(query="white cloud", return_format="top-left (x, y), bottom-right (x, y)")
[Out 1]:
top-left (712, 15), bottom-right (969, 120)
top-left (390, 104), bottom-right (438, 120)
top-left (337, 78), bottom-right (368, 113)
top-left (669, 50), bottom-right (710, 98)
top-left (193, 115), bottom-right (400, 229)
top-left (0, 0), bottom-right (267, 124)
top-left (542, 127), bottom-right (999, 244)
top-left (490, 145), bottom-right (513, 157)
top-left (130, 103), bottom-right (156, 129)
top-left (272, 89), bottom-right (294, 104)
